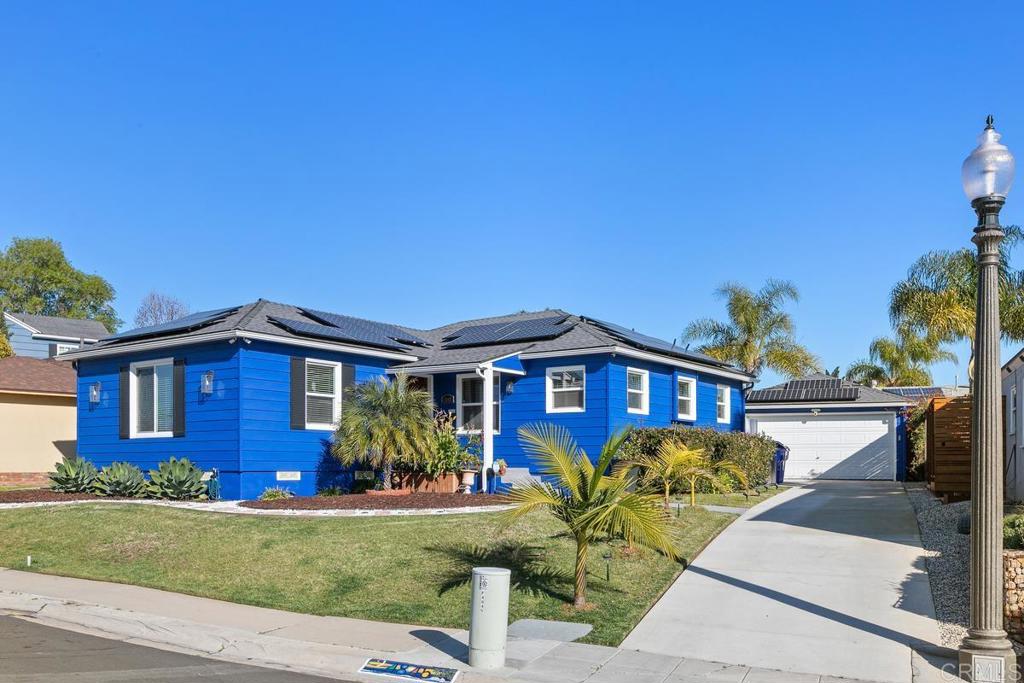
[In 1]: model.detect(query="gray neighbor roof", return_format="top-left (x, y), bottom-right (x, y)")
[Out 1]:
top-left (747, 373), bottom-right (909, 406)
top-left (6, 312), bottom-right (109, 341)
top-left (66, 299), bottom-right (752, 377)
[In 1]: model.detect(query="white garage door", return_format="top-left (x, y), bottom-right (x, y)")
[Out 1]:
top-left (749, 413), bottom-right (896, 480)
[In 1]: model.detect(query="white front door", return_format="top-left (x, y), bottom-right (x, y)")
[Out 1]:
top-left (749, 413), bottom-right (896, 480)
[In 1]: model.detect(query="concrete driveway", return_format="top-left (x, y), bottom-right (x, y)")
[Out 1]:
top-left (621, 482), bottom-right (942, 683)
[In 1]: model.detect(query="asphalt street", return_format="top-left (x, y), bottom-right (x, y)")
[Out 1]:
top-left (0, 614), bottom-right (354, 682)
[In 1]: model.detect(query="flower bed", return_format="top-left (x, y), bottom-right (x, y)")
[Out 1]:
top-left (0, 489), bottom-right (101, 503)
top-left (240, 492), bottom-right (509, 511)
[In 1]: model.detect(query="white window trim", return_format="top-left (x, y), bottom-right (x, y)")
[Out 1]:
top-left (305, 359), bottom-right (343, 431)
top-left (1011, 385), bottom-right (1018, 436)
top-left (54, 343), bottom-right (77, 355)
top-left (129, 357), bottom-right (174, 439)
top-left (546, 365), bottom-right (586, 414)
top-left (455, 372), bottom-right (501, 435)
top-left (677, 376), bottom-right (697, 421)
top-left (716, 384), bottom-right (731, 424)
top-left (408, 374), bottom-right (435, 406)
top-left (626, 367), bottom-right (649, 415)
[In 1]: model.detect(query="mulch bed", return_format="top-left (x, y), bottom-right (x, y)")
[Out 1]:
top-left (0, 489), bottom-right (100, 503)
top-left (240, 492), bottom-right (511, 511)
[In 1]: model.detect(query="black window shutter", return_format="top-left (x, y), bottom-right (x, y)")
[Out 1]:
top-left (119, 366), bottom-right (130, 439)
top-left (48, 343), bottom-right (57, 358)
top-left (341, 364), bottom-right (355, 415)
top-left (173, 359), bottom-right (186, 437)
top-left (290, 357), bottom-right (305, 429)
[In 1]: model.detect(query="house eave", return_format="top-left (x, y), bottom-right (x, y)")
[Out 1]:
top-left (746, 401), bottom-right (909, 410)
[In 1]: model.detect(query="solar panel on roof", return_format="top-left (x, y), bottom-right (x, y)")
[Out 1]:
top-left (582, 316), bottom-right (732, 368)
top-left (301, 309), bottom-right (430, 347)
top-left (105, 306), bottom-right (241, 342)
top-left (747, 380), bottom-right (859, 403)
top-left (442, 315), bottom-right (574, 348)
top-left (269, 317), bottom-right (410, 351)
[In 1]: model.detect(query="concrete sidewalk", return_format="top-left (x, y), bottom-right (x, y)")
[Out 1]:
top-left (624, 482), bottom-right (947, 683)
top-left (0, 568), bottom-right (946, 683)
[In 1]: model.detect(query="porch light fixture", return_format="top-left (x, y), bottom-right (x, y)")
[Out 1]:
top-left (958, 115), bottom-right (1017, 680)
top-left (201, 370), bottom-right (215, 395)
top-left (89, 382), bottom-right (101, 404)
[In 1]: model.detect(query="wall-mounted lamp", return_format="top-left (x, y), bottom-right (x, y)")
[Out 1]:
top-left (89, 382), bottom-right (101, 404)
top-left (441, 394), bottom-right (455, 406)
top-left (504, 380), bottom-right (515, 396)
top-left (201, 371), bottom-right (215, 395)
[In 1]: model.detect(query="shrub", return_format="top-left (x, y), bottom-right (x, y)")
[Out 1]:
top-left (93, 462), bottom-right (146, 497)
top-left (146, 457), bottom-right (208, 500)
top-left (421, 411), bottom-right (465, 477)
top-left (621, 426), bottom-right (776, 489)
top-left (904, 403), bottom-right (928, 481)
top-left (49, 456), bottom-right (98, 493)
top-left (259, 486), bottom-right (294, 501)
top-left (318, 485), bottom-right (347, 497)
top-left (1006, 515), bottom-right (1024, 550)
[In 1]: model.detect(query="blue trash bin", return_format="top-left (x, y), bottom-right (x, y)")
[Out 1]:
top-left (773, 441), bottom-right (789, 485)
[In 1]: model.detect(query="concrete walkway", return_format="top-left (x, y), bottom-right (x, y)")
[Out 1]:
top-left (623, 482), bottom-right (945, 683)
top-left (0, 568), bottom-right (946, 683)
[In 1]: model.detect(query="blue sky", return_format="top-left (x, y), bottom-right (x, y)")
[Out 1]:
top-left (1, 1), bottom-right (1022, 387)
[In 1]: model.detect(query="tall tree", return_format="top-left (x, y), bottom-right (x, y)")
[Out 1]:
top-left (134, 292), bottom-right (189, 328)
top-left (0, 237), bottom-right (120, 332)
top-left (845, 331), bottom-right (957, 387)
top-left (890, 226), bottom-right (1024, 375)
top-left (683, 279), bottom-right (819, 378)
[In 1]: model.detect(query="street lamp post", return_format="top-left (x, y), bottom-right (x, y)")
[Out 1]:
top-left (959, 115), bottom-right (1017, 682)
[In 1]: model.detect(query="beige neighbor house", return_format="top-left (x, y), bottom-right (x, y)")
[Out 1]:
top-left (0, 356), bottom-right (77, 486)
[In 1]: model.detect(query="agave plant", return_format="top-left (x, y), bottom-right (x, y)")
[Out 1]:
top-left (93, 461), bottom-right (146, 498)
top-left (146, 457), bottom-right (208, 500)
top-left (49, 456), bottom-right (98, 493)
top-left (501, 423), bottom-right (678, 607)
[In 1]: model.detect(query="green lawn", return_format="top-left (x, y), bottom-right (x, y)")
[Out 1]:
top-left (672, 485), bottom-right (790, 509)
top-left (0, 504), bottom-right (732, 646)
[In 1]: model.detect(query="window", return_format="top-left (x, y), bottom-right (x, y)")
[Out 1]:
top-left (677, 376), bottom-right (697, 421)
top-left (626, 368), bottom-right (649, 415)
top-left (457, 374), bottom-right (500, 433)
top-left (546, 365), bottom-right (585, 413)
top-left (130, 358), bottom-right (174, 438)
top-left (716, 384), bottom-right (731, 423)
top-left (1012, 386), bottom-right (1018, 436)
top-left (305, 360), bottom-right (341, 430)
top-left (55, 343), bottom-right (76, 355)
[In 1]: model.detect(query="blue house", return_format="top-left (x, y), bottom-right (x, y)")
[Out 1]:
top-left (63, 301), bottom-right (754, 500)
top-left (4, 312), bottom-right (107, 358)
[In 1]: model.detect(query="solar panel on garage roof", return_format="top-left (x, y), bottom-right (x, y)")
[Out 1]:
top-left (105, 306), bottom-right (241, 342)
top-left (442, 315), bottom-right (574, 348)
top-left (269, 317), bottom-right (411, 351)
top-left (301, 309), bottom-right (430, 347)
top-left (747, 378), bottom-right (859, 403)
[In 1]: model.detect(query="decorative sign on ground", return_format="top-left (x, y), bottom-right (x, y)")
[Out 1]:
top-left (358, 658), bottom-right (459, 682)
top-left (355, 470), bottom-right (376, 481)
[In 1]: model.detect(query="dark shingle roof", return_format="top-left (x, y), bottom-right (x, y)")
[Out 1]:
top-left (0, 356), bottom-right (76, 395)
top-left (6, 312), bottom-right (108, 340)
top-left (65, 300), bottom-right (751, 377)
top-left (747, 374), bottom-right (908, 406)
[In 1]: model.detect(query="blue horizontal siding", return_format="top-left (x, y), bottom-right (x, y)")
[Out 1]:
top-left (76, 342), bottom-right (242, 483)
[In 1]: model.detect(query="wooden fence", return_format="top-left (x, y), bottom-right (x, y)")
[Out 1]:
top-left (926, 396), bottom-right (972, 501)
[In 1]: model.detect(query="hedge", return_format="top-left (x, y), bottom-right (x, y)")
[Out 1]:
top-left (620, 426), bottom-right (778, 489)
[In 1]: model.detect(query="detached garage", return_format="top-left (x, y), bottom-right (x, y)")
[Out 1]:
top-left (746, 375), bottom-right (909, 481)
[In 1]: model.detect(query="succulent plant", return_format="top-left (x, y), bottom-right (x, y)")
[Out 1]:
top-left (146, 457), bottom-right (208, 500)
top-left (93, 461), bottom-right (146, 498)
top-left (48, 456), bottom-right (98, 493)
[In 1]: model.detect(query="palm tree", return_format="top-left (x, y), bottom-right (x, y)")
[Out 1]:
top-left (845, 331), bottom-right (957, 387)
top-left (667, 444), bottom-right (749, 507)
top-left (890, 227), bottom-right (1024, 376)
top-left (616, 439), bottom-right (718, 509)
top-left (501, 423), bottom-right (678, 607)
top-left (683, 279), bottom-right (819, 378)
top-left (332, 373), bottom-right (434, 489)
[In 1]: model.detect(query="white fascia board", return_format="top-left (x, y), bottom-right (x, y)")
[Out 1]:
top-left (58, 330), bottom-right (421, 363)
top-left (3, 312), bottom-right (38, 334)
top-left (520, 345), bottom-right (754, 382)
top-left (32, 333), bottom-right (101, 343)
top-left (387, 362), bottom-right (526, 376)
top-left (746, 402), bottom-right (909, 410)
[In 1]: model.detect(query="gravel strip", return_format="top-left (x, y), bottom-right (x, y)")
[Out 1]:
top-left (906, 485), bottom-right (970, 648)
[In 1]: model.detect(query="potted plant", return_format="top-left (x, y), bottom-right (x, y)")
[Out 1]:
top-left (492, 458), bottom-right (508, 477)
top-left (460, 453), bottom-right (482, 494)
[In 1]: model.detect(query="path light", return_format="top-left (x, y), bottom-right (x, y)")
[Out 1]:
top-left (603, 550), bottom-right (612, 582)
top-left (958, 116), bottom-right (1017, 682)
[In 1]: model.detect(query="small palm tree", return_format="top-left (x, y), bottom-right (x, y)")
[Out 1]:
top-left (332, 373), bottom-right (434, 489)
top-left (845, 331), bottom-right (957, 388)
top-left (616, 439), bottom-right (711, 509)
top-left (501, 423), bottom-right (678, 607)
top-left (669, 444), bottom-right (749, 507)
top-left (683, 279), bottom-right (819, 378)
